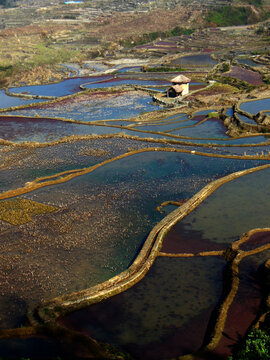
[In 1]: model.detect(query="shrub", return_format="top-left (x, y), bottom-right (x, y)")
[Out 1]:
top-left (221, 63), bottom-right (230, 73)
top-left (205, 6), bottom-right (250, 26)
top-left (229, 329), bottom-right (270, 360)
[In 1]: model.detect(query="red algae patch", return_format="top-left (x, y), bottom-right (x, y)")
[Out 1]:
top-left (189, 84), bottom-right (206, 91)
top-left (161, 222), bottom-right (228, 254)
top-left (192, 115), bottom-right (206, 122)
top-left (240, 231), bottom-right (270, 251)
top-left (188, 84), bottom-right (238, 98)
top-left (120, 306), bottom-right (218, 360)
top-left (224, 66), bottom-right (263, 85)
top-left (212, 260), bottom-right (262, 359)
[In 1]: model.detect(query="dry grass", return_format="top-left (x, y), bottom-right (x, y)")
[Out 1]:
top-left (0, 24), bottom-right (83, 86)
top-left (0, 198), bottom-right (57, 225)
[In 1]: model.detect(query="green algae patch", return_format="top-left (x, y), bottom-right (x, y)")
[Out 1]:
top-left (0, 198), bottom-right (57, 225)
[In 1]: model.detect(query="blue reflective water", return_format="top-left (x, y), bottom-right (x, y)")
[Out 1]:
top-left (180, 135), bottom-right (270, 145)
top-left (237, 114), bottom-right (257, 124)
top-left (145, 87), bottom-right (167, 92)
top-left (168, 120), bottom-right (228, 139)
top-left (160, 113), bottom-right (187, 121)
top-left (226, 108), bottom-right (234, 116)
top-left (0, 115), bottom-right (187, 142)
top-left (25, 151), bottom-right (268, 281)
top-left (236, 58), bottom-right (262, 67)
top-left (117, 66), bottom-right (142, 73)
top-left (178, 167), bottom-right (270, 244)
top-left (82, 78), bottom-right (170, 89)
top-left (0, 90), bottom-right (45, 109)
top-left (8, 75), bottom-right (113, 97)
top-left (171, 54), bottom-right (217, 66)
top-left (3, 92), bottom-right (160, 122)
top-left (240, 98), bottom-right (270, 114)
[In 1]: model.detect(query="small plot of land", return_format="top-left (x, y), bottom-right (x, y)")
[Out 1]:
top-left (223, 66), bottom-right (264, 85)
top-left (0, 198), bottom-right (57, 225)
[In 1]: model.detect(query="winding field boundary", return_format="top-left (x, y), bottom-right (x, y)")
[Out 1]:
top-left (25, 163), bottom-right (270, 322)
top-left (1, 151), bottom-right (270, 359)
top-left (1, 147), bottom-right (270, 201)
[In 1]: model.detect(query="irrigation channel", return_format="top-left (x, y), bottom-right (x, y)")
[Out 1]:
top-left (0, 67), bottom-right (270, 359)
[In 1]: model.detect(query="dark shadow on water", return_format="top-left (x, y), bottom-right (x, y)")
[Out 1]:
top-left (0, 294), bottom-right (28, 330)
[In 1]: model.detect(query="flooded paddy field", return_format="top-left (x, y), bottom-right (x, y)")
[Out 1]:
top-left (1, 64), bottom-right (270, 360)
top-left (0, 90), bottom-right (45, 110)
top-left (171, 54), bottom-right (218, 67)
top-left (2, 91), bottom-right (160, 122)
top-left (237, 113), bottom-right (257, 124)
top-left (236, 57), bottom-right (263, 67)
top-left (7, 75), bottom-right (114, 97)
top-left (166, 168), bottom-right (270, 247)
top-left (60, 256), bottom-right (225, 360)
top-left (0, 116), bottom-right (105, 143)
top-left (1, 151), bottom-right (266, 330)
top-left (179, 135), bottom-right (270, 146)
top-left (239, 98), bottom-right (270, 114)
top-left (0, 138), bottom-right (159, 192)
top-left (212, 254), bottom-right (265, 359)
top-left (1, 146), bottom-right (268, 328)
top-left (167, 118), bottom-right (228, 138)
top-left (81, 78), bottom-right (170, 90)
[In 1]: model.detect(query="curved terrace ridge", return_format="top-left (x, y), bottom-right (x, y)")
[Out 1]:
top-left (1, 148), bottom-right (270, 201)
top-left (1, 162), bottom-right (270, 359)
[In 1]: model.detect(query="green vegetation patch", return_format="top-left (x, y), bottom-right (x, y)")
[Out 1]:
top-left (230, 329), bottom-right (270, 360)
top-left (216, 76), bottom-right (256, 92)
top-left (120, 27), bottom-right (194, 48)
top-left (205, 6), bottom-right (251, 26)
top-left (207, 111), bottom-right (219, 118)
top-left (26, 43), bottom-right (79, 68)
top-left (0, 63), bottom-right (15, 86)
top-left (0, 198), bottom-right (57, 225)
top-left (207, 82), bottom-right (239, 93)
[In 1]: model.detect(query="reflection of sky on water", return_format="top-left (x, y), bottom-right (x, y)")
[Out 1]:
top-left (171, 54), bottom-right (217, 66)
top-left (82, 78), bottom-right (170, 89)
top-left (22, 150), bottom-right (266, 283)
top-left (8, 76), bottom-right (170, 97)
top-left (236, 57), bottom-right (262, 67)
top-left (185, 135), bottom-right (270, 145)
top-left (237, 114), bottom-right (257, 124)
top-left (179, 167), bottom-right (270, 244)
top-left (4, 150), bottom-right (261, 331)
top-left (168, 119), bottom-right (228, 139)
top-left (3, 92), bottom-right (160, 122)
top-left (240, 98), bottom-right (270, 114)
top-left (0, 90), bottom-right (44, 109)
top-left (8, 75), bottom-right (113, 97)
